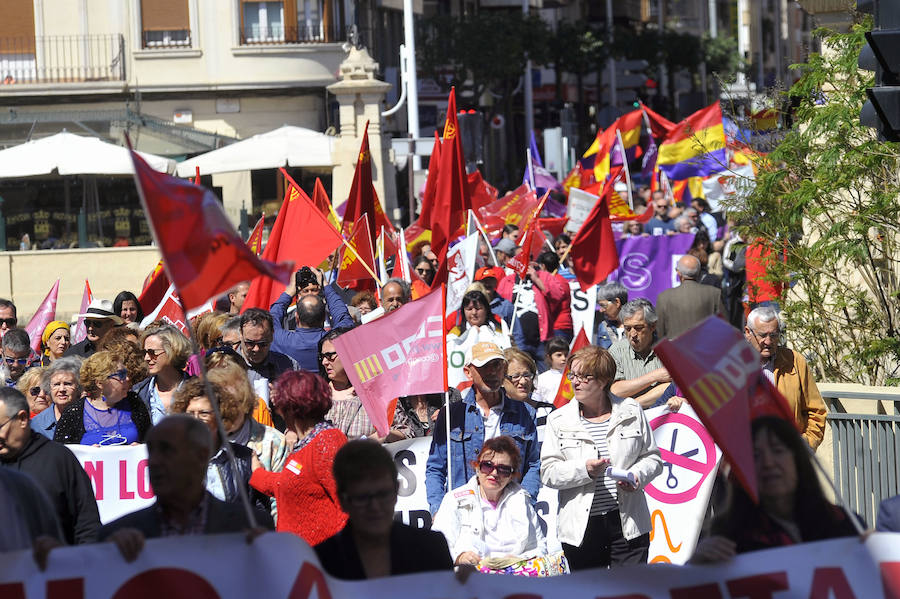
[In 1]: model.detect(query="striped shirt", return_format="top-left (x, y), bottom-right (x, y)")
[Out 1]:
top-left (581, 417), bottom-right (618, 516)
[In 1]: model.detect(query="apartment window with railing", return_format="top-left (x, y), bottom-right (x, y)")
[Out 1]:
top-left (141, 0), bottom-right (192, 49)
top-left (239, 0), bottom-right (343, 45)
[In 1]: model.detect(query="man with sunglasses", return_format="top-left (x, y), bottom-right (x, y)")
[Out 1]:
top-left (425, 341), bottom-right (541, 515)
top-left (2, 329), bottom-right (37, 385)
top-left (745, 307), bottom-right (826, 450)
top-left (65, 299), bottom-right (123, 358)
top-left (240, 309), bottom-right (297, 431)
top-left (0, 298), bottom-right (17, 338)
top-left (0, 387), bottom-right (101, 545)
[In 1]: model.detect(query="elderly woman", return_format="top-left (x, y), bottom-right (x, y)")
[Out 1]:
top-left (350, 291), bottom-right (378, 317)
top-left (30, 356), bottom-right (83, 439)
top-left (432, 436), bottom-right (547, 573)
top-left (314, 440), bottom-right (453, 579)
top-left (97, 329), bottom-right (147, 385)
top-left (17, 367), bottom-right (49, 417)
top-left (113, 291), bottom-right (144, 325)
top-left (205, 349), bottom-right (273, 427)
top-left (250, 370), bottom-right (347, 545)
top-left (540, 345), bottom-right (662, 571)
top-left (133, 324), bottom-right (191, 424)
top-left (691, 417), bottom-right (860, 562)
top-left (170, 378), bottom-right (268, 513)
top-left (595, 282), bottom-right (629, 349)
top-left (40, 321), bottom-right (70, 365)
top-left (54, 351), bottom-right (151, 445)
top-left (503, 348), bottom-right (554, 436)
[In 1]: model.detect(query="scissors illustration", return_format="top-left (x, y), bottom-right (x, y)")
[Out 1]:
top-left (664, 429), bottom-right (699, 489)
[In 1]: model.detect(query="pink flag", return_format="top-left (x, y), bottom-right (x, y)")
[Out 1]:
top-left (71, 280), bottom-right (93, 345)
top-left (332, 286), bottom-right (447, 436)
top-left (25, 280), bottom-right (59, 353)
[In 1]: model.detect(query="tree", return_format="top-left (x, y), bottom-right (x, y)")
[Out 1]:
top-left (725, 19), bottom-right (900, 385)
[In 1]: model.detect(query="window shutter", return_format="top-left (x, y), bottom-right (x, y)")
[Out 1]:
top-left (141, 0), bottom-right (190, 32)
top-left (0, 0), bottom-right (35, 54)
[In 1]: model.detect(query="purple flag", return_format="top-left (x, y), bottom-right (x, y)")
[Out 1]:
top-left (606, 233), bottom-right (695, 306)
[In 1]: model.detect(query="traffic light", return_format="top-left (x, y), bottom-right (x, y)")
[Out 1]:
top-left (859, 2), bottom-right (900, 140)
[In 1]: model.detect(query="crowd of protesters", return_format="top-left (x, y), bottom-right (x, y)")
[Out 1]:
top-left (0, 202), bottom-right (894, 582)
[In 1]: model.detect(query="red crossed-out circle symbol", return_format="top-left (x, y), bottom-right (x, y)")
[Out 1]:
top-left (645, 411), bottom-right (717, 504)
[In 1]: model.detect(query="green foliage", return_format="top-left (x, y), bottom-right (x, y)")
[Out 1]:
top-left (703, 35), bottom-right (743, 81)
top-left (726, 20), bottom-right (900, 385)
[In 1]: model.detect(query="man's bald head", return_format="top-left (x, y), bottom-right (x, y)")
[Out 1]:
top-left (675, 254), bottom-right (701, 280)
top-left (146, 415), bottom-right (212, 506)
top-left (297, 294), bottom-right (326, 328)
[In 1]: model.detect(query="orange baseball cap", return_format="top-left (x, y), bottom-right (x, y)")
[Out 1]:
top-left (474, 266), bottom-right (505, 282)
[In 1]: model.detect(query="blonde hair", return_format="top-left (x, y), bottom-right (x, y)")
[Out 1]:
top-left (80, 351), bottom-right (123, 397)
top-left (141, 324), bottom-right (192, 370)
top-left (16, 367), bottom-right (45, 395)
top-left (195, 312), bottom-right (228, 351)
top-left (207, 361), bottom-right (256, 417)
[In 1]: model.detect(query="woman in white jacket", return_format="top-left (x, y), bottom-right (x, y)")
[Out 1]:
top-left (540, 345), bottom-right (662, 571)
top-left (432, 436), bottom-right (546, 568)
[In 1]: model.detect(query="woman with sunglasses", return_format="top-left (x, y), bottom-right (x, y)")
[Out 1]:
top-left (17, 366), bottom-right (49, 417)
top-left (54, 351), bottom-right (151, 445)
top-left (432, 436), bottom-right (548, 573)
top-left (40, 321), bottom-right (70, 366)
top-left (540, 345), bottom-right (662, 571)
top-left (133, 324), bottom-right (191, 425)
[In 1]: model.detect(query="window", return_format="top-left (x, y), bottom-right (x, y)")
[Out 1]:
top-left (241, 1), bottom-right (285, 43)
top-left (239, 0), bottom-right (341, 44)
top-left (141, 0), bottom-right (191, 49)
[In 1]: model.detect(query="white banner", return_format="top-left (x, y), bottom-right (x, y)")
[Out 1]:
top-left (568, 281), bottom-right (596, 341)
top-left (445, 233), bottom-right (479, 317)
top-left (69, 444), bottom-right (154, 524)
top-left (1, 532), bottom-right (897, 598)
top-left (565, 187), bottom-right (598, 234)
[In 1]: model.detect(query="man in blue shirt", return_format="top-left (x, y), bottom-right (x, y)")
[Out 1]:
top-left (425, 341), bottom-right (541, 514)
top-left (644, 191), bottom-right (677, 236)
top-left (269, 267), bottom-right (354, 372)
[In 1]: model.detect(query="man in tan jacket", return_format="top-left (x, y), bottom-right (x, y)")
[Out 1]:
top-left (745, 307), bottom-right (827, 450)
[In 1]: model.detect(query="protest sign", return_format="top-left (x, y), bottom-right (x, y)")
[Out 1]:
top-left (1, 530), bottom-right (897, 598)
top-left (68, 444), bottom-right (154, 524)
top-left (564, 187), bottom-right (597, 234)
top-left (445, 232), bottom-right (479, 316)
top-left (568, 281), bottom-right (596, 340)
top-left (607, 233), bottom-right (694, 305)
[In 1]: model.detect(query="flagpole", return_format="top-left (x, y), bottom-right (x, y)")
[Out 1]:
top-left (615, 129), bottom-right (633, 209)
top-left (339, 236), bottom-right (384, 288)
top-left (526, 147), bottom-right (537, 191)
top-left (440, 284), bottom-right (453, 496)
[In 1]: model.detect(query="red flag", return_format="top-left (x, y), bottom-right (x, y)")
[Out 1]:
top-left (337, 214), bottom-right (377, 286)
top-left (341, 122), bottom-right (395, 251)
top-left (71, 279), bottom-right (93, 345)
top-left (506, 193), bottom-right (549, 279)
top-left (242, 171), bottom-right (345, 312)
top-left (654, 316), bottom-right (796, 503)
top-left (332, 286), bottom-right (447, 436)
top-left (193, 166), bottom-right (201, 185)
top-left (477, 184), bottom-right (539, 239)
top-left (138, 259), bottom-right (169, 317)
top-left (130, 151), bottom-right (293, 311)
top-left (535, 217), bottom-right (568, 240)
top-left (569, 175), bottom-right (619, 291)
top-left (429, 88), bottom-right (471, 266)
top-left (312, 177), bottom-right (341, 230)
top-left (466, 169), bottom-right (498, 212)
top-left (140, 284), bottom-right (190, 336)
top-left (24, 280), bottom-right (59, 353)
top-left (419, 131), bottom-right (442, 225)
top-left (553, 328), bottom-right (591, 408)
top-left (246, 213), bottom-right (265, 256)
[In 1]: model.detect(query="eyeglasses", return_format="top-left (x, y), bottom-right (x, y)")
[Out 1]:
top-left (144, 348), bottom-right (166, 359)
top-left (505, 372), bottom-right (534, 382)
top-left (0, 414), bottom-right (15, 429)
top-left (0, 318), bottom-right (16, 328)
top-left (4, 357), bottom-right (29, 366)
top-left (566, 371), bottom-right (596, 383)
top-left (84, 319), bottom-right (109, 328)
top-left (415, 268), bottom-right (433, 275)
top-left (478, 460), bottom-right (514, 478)
top-left (107, 368), bottom-right (129, 382)
top-left (29, 386), bottom-right (41, 397)
top-left (342, 488), bottom-right (397, 509)
top-left (242, 339), bottom-right (271, 349)
top-left (187, 409), bottom-right (214, 421)
top-left (320, 351), bottom-right (338, 363)
top-left (749, 328), bottom-right (779, 341)
top-left (222, 340), bottom-right (241, 350)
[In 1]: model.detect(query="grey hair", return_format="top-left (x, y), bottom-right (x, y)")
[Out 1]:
top-left (673, 215), bottom-right (692, 231)
top-left (747, 306), bottom-right (782, 333)
top-left (0, 387), bottom-right (29, 419)
top-left (619, 298), bottom-right (658, 325)
top-left (597, 282), bottom-right (628, 305)
top-left (41, 356), bottom-right (84, 396)
top-left (382, 278), bottom-right (411, 302)
top-left (676, 255), bottom-right (701, 279)
top-left (220, 315), bottom-right (242, 337)
top-left (1, 329), bottom-right (30, 354)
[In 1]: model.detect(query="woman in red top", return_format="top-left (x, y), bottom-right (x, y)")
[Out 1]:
top-left (250, 370), bottom-right (347, 545)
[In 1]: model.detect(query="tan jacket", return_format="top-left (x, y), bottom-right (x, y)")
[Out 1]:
top-left (773, 347), bottom-right (827, 450)
top-left (540, 394), bottom-right (662, 546)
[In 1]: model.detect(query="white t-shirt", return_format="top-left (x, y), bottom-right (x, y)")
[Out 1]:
top-left (482, 398), bottom-right (505, 440)
top-left (534, 369), bottom-right (563, 404)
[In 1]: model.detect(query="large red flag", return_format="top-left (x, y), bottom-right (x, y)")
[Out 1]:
top-left (569, 175), bottom-right (620, 291)
top-left (654, 316), bottom-right (796, 503)
top-left (552, 328), bottom-right (591, 408)
top-left (477, 184), bottom-right (539, 239)
top-left (24, 280), bottom-right (59, 353)
top-left (429, 88), bottom-right (471, 266)
top-left (337, 214), bottom-right (377, 286)
top-left (418, 131), bottom-right (442, 226)
top-left (246, 213), bottom-right (265, 256)
top-left (341, 122), bottom-right (395, 250)
top-left (131, 151), bottom-right (293, 311)
top-left (331, 286), bottom-right (447, 436)
top-left (242, 171), bottom-right (345, 312)
top-left (466, 169), bottom-right (498, 212)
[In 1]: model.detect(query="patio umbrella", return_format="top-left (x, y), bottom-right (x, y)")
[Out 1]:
top-left (0, 131), bottom-right (174, 177)
top-left (175, 125), bottom-right (335, 177)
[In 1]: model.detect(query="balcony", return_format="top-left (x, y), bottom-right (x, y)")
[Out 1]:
top-left (0, 34), bottom-right (125, 85)
top-left (239, 23), bottom-right (346, 45)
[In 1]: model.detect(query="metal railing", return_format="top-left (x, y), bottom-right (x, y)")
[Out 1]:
top-left (239, 23), bottom-right (346, 45)
top-left (822, 388), bottom-right (900, 527)
top-left (0, 34), bottom-right (125, 84)
top-left (141, 29), bottom-right (192, 50)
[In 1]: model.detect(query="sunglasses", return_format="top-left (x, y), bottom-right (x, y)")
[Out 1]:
top-left (29, 386), bottom-right (41, 397)
top-left (107, 368), bottom-right (129, 382)
top-left (478, 460), bottom-right (514, 478)
top-left (84, 319), bottom-right (109, 328)
top-left (0, 318), bottom-right (16, 328)
top-left (320, 351), bottom-right (338, 363)
top-left (144, 348), bottom-right (166, 359)
top-left (4, 357), bottom-right (29, 366)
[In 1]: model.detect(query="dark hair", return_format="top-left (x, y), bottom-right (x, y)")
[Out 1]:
top-left (458, 290), bottom-right (494, 333)
top-left (113, 291), bottom-right (144, 322)
top-left (0, 298), bottom-right (17, 319)
top-left (545, 336), bottom-right (570, 358)
top-left (333, 439), bottom-right (398, 496)
top-left (470, 435), bottom-right (522, 480)
top-left (273, 370), bottom-right (332, 423)
top-left (502, 224), bottom-right (519, 235)
top-left (554, 233), bottom-right (571, 247)
top-left (536, 250), bottom-right (560, 272)
top-left (412, 255), bottom-right (433, 271)
top-left (317, 326), bottom-right (354, 379)
top-left (297, 295), bottom-right (327, 327)
top-left (712, 416), bottom-right (853, 543)
top-left (239, 308), bottom-right (273, 334)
